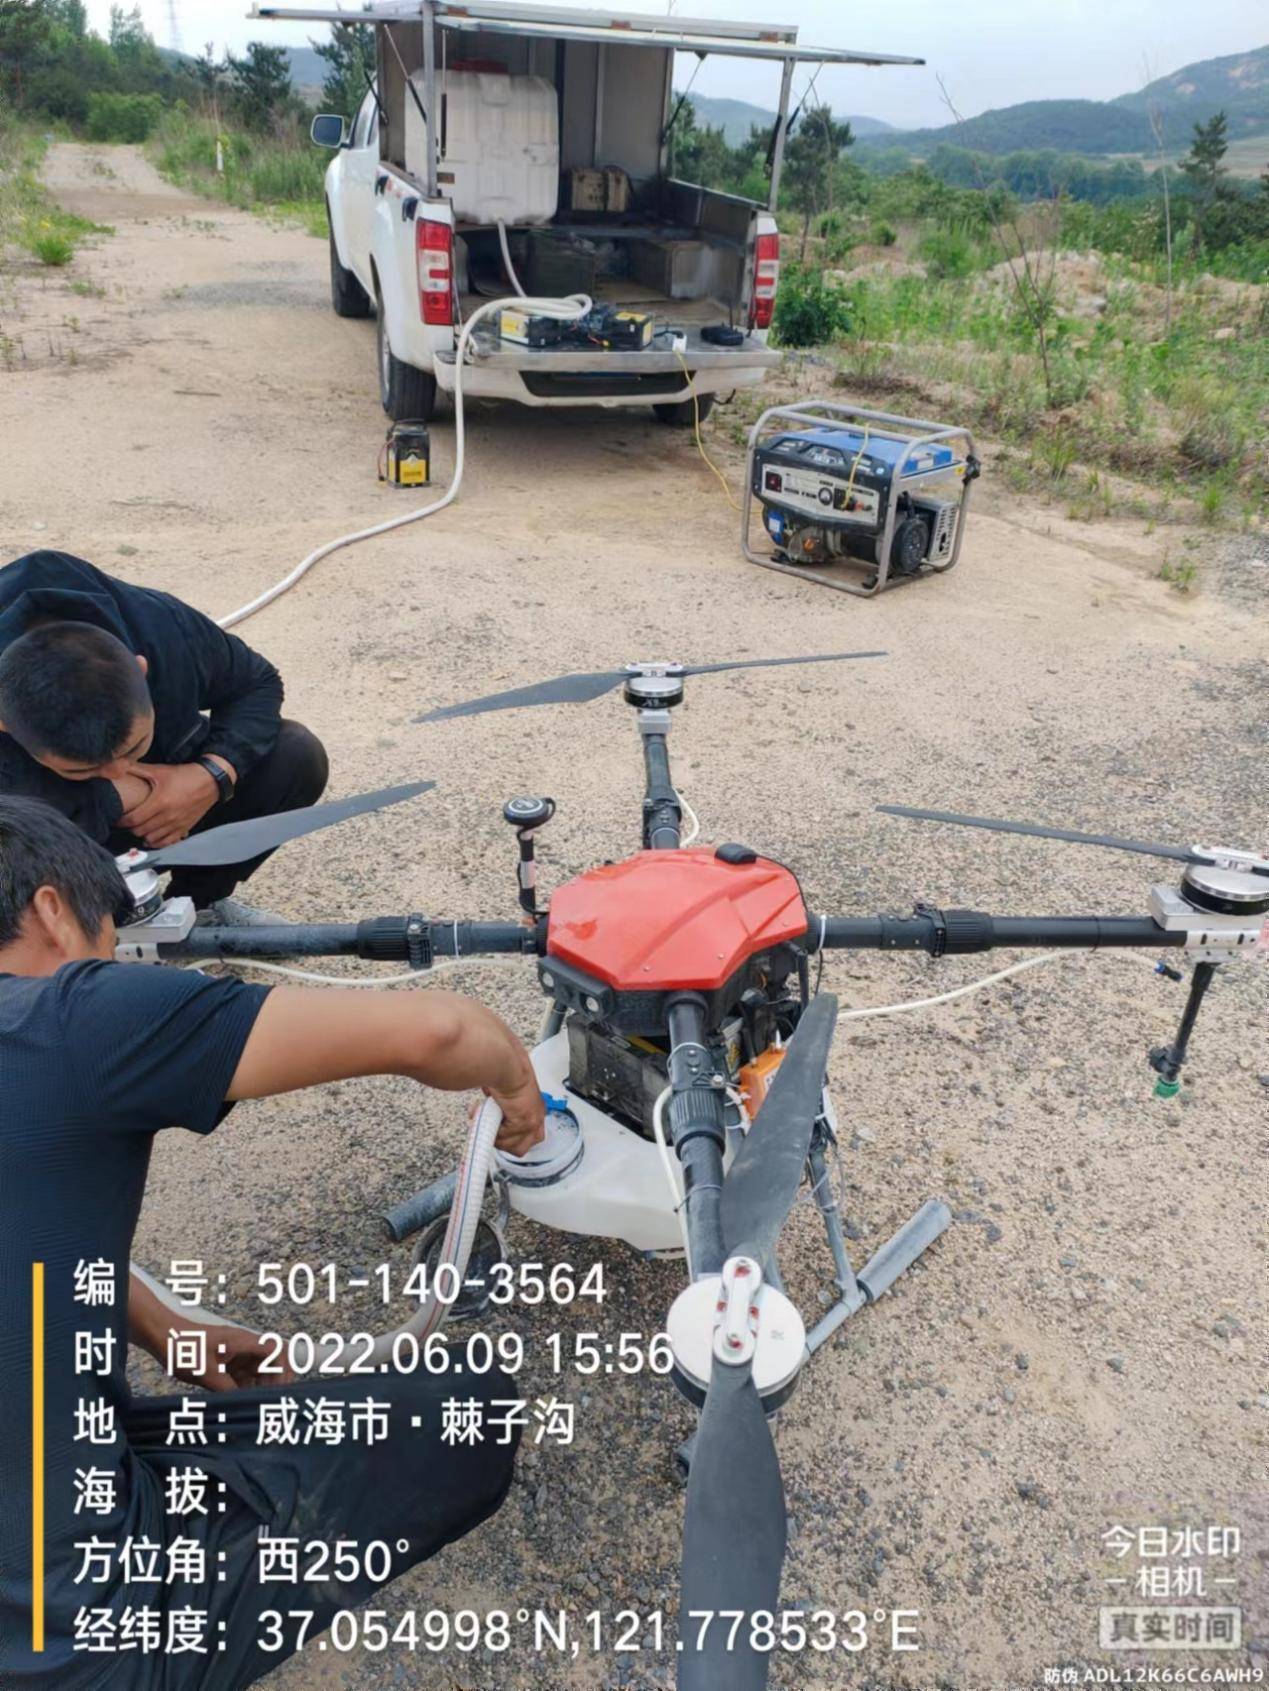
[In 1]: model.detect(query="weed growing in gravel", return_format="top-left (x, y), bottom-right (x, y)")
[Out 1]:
top-left (1158, 554), bottom-right (1199, 592)
top-left (28, 225), bottom-right (74, 266)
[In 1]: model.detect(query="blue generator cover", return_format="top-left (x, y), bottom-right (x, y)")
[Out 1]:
top-left (771, 427), bottom-right (960, 478)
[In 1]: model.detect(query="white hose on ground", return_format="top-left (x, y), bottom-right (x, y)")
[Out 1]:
top-left (215, 274), bottom-right (591, 631)
top-left (320, 1094), bottom-right (504, 1371)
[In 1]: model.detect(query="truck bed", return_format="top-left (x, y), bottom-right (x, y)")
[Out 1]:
top-left (457, 278), bottom-right (744, 332)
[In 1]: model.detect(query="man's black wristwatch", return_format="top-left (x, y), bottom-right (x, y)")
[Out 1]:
top-left (197, 756), bottom-right (235, 806)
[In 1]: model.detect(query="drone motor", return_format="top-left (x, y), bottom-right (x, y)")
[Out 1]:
top-left (1179, 862), bottom-right (1269, 918)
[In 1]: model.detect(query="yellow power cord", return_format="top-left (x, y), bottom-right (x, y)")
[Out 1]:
top-left (674, 347), bottom-right (740, 511)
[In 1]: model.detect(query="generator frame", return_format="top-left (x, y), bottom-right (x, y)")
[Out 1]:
top-left (741, 400), bottom-right (977, 597)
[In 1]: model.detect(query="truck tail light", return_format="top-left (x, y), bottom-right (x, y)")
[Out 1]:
top-left (751, 230), bottom-right (780, 330)
top-left (417, 218), bottom-right (453, 326)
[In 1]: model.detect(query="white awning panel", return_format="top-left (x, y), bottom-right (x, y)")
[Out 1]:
top-left (250, 3), bottom-right (923, 66)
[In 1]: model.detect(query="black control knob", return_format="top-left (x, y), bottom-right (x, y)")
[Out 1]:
top-left (502, 798), bottom-right (554, 917)
top-left (502, 795), bottom-right (555, 831)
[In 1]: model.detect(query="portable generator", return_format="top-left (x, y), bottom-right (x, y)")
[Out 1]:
top-left (744, 402), bottom-right (980, 596)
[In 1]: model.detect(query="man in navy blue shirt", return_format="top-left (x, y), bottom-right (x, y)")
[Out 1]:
top-left (0, 550), bottom-right (329, 930)
top-left (0, 796), bottom-right (545, 1688)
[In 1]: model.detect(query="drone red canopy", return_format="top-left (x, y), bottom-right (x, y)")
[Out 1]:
top-left (546, 849), bottom-right (809, 993)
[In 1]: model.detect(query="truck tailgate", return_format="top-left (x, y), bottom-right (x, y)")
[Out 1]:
top-left (436, 325), bottom-right (780, 376)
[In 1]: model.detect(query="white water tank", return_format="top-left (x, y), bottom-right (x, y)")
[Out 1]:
top-left (408, 68), bottom-right (559, 225)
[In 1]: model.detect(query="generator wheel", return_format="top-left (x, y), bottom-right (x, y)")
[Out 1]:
top-left (654, 392), bottom-right (715, 428)
top-left (377, 295), bottom-right (438, 423)
top-left (329, 217), bottom-right (371, 319)
top-left (890, 514), bottom-right (931, 577)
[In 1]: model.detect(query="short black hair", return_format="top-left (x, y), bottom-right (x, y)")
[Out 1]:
top-left (0, 796), bottom-right (132, 947)
top-left (0, 620), bottom-right (152, 764)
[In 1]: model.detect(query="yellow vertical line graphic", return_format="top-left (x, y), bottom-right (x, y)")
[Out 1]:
top-left (31, 1261), bottom-right (44, 1653)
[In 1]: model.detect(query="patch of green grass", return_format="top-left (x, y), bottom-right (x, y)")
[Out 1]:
top-left (28, 227), bottom-right (75, 265)
top-left (801, 246), bottom-right (1267, 526)
top-left (149, 111), bottom-right (328, 234)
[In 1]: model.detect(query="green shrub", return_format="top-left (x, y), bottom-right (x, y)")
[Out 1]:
top-left (771, 265), bottom-right (853, 347)
top-left (917, 223), bottom-right (980, 279)
top-left (870, 220), bottom-right (898, 247)
top-left (85, 92), bottom-right (163, 144)
top-left (28, 227), bottom-right (75, 265)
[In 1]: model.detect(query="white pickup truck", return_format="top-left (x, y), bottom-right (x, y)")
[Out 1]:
top-left (255, 1), bottom-right (920, 425)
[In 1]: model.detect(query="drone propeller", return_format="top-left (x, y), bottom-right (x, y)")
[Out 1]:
top-left (877, 804), bottom-right (1221, 868)
top-left (418, 653), bottom-right (886, 722)
top-left (677, 993), bottom-right (838, 1691)
top-left (139, 780), bottom-right (435, 870)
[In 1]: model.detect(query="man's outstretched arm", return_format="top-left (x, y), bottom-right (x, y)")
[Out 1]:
top-left (225, 987), bottom-right (545, 1155)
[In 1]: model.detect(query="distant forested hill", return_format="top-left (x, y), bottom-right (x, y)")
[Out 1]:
top-left (856, 44), bottom-right (1268, 157)
top-left (686, 94), bottom-right (893, 145)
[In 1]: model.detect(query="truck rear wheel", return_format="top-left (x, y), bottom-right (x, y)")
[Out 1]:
top-left (376, 296), bottom-right (438, 422)
top-left (328, 218), bottom-right (371, 319)
top-left (654, 392), bottom-right (715, 428)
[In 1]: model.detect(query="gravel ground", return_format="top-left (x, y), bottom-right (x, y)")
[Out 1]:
top-left (2, 145), bottom-right (1266, 1690)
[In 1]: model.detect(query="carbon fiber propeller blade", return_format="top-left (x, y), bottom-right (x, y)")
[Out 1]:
top-left (721, 992), bottom-right (838, 1263)
top-left (419, 671), bottom-right (630, 720)
top-left (418, 653), bottom-right (885, 722)
top-left (877, 805), bottom-right (1208, 866)
top-left (682, 651), bottom-right (885, 677)
top-left (678, 1362), bottom-right (785, 1691)
top-left (146, 781), bottom-right (434, 869)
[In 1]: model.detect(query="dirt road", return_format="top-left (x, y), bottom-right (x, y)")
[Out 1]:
top-left (4, 144), bottom-right (1267, 1689)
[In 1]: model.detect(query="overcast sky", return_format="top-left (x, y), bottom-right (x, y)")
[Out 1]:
top-left (85, 0), bottom-right (1266, 129)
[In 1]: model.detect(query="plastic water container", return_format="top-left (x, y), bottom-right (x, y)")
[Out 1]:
top-left (409, 69), bottom-right (559, 226)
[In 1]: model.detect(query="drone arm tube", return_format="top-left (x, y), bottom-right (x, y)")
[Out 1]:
top-left (665, 994), bottom-right (728, 1278)
top-left (176, 918), bottom-right (539, 963)
top-left (641, 728), bottom-right (682, 851)
top-left (812, 911), bottom-right (1187, 955)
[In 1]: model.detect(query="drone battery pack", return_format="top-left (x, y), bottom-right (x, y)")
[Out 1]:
top-left (498, 308), bottom-right (564, 349)
top-left (564, 306), bottom-right (654, 352)
top-left (594, 308), bottom-right (653, 351)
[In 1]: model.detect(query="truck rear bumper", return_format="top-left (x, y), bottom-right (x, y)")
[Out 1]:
top-left (433, 334), bottom-right (779, 407)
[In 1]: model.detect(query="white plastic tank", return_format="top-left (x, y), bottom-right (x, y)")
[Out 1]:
top-left (408, 68), bottom-right (559, 226)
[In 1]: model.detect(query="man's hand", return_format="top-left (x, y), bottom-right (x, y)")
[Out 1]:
top-left (118, 761), bottom-right (221, 849)
top-left (171, 1325), bottom-right (295, 1393)
top-left (128, 1271), bottom-right (295, 1392)
top-left (112, 771), bottom-right (155, 818)
top-left (484, 1066), bottom-right (546, 1158)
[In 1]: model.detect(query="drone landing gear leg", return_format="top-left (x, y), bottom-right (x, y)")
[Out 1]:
top-left (804, 1138), bottom-right (951, 1356)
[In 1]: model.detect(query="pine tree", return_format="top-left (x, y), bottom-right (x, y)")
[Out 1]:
top-left (1179, 111), bottom-right (1228, 251)
top-left (313, 22), bottom-right (374, 120)
top-left (226, 40), bottom-right (291, 132)
top-left (784, 104), bottom-right (854, 260)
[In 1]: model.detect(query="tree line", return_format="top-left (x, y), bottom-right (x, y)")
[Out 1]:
top-left (0, 1), bottom-right (374, 136)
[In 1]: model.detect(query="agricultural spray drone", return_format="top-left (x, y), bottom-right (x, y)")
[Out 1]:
top-left (113, 653), bottom-right (1268, 1691)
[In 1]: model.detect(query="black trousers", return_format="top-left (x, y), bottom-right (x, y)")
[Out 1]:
top-left (114, 1366), bottom-right (519, 1690)
top-left (110, 720), bottom-right (329, 908)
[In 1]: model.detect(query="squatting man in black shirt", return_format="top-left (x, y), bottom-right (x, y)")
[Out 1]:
top-left (0, 550), bottom-right (329, 931)
top-left (0, 796), bottom-right (546, 1688)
